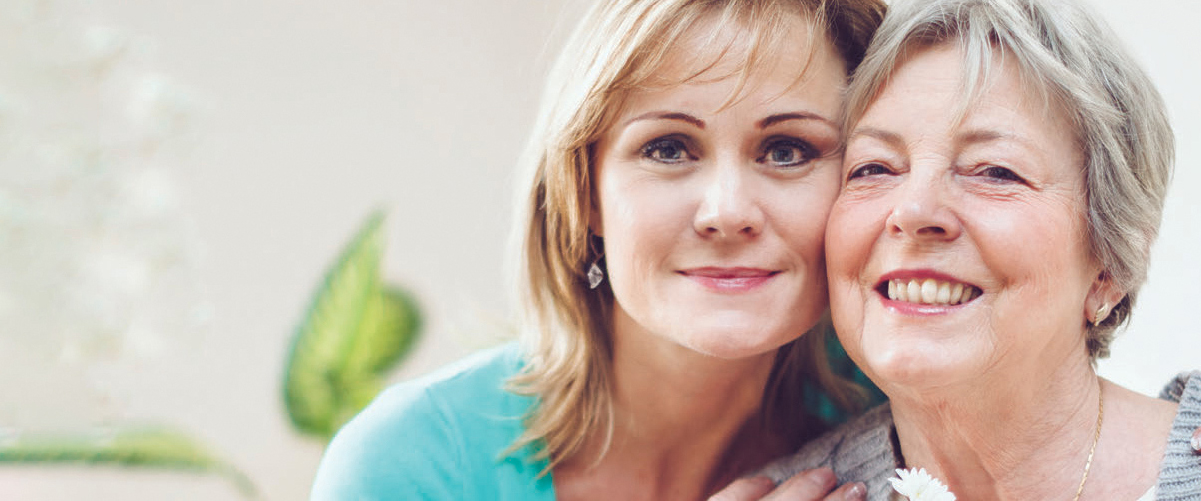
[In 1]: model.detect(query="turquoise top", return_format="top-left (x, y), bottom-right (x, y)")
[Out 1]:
top-left (310, 344), bottom-right (554, 500)
top-left (309, 337), bottom-right (881, 500)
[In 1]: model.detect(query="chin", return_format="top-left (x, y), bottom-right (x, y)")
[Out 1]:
top-left (683, 322), bottom-right (797, 360)
top-left (857, 335), bottom-right (980, 393)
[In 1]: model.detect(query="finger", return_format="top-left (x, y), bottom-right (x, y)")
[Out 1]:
top-left (768, 467), bottom-right (837, 500)
top-left (1192, 427), bottom-right (1201, 453)
top-left (708, 476), bottom-right (776, 501)
top-left (823, 481), bottom-right (867, 501)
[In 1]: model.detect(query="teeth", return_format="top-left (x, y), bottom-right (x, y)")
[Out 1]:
top-left (920, 279), bottom-right (937, 303)
top-left (887, 278), bottom-right (980, 306)
top-left (936, 282), bottom-right (951, 304)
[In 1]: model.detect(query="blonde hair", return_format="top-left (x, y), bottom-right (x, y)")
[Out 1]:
top-left (844, 0), bottom-right (1174, 359)
top-left (506, 0), bottom-right (885, 470)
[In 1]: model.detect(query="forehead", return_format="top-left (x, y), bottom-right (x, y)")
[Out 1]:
top-left (623, 12), bottom-right (848, 114)
top-left (864, 42), bottom-right (1071, 136)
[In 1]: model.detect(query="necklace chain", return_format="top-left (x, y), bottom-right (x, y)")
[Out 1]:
top-left (1073, 380), bottom-right (1104, 501)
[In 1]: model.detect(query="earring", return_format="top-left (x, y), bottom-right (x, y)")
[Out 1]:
top-left (1092, 304), bottom-right (1109, 326)
top-left (587, 260), bottom-right (604, 289)
top-left (586, 234), bottom-right (605, 289)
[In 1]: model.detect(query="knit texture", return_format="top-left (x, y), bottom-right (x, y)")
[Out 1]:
top-left (761, 373), bottom-right (1201, 500)
top-left (758, 403), bottom-right (898, 500)
top-left (1156, 371), bottom-right (1201, 500)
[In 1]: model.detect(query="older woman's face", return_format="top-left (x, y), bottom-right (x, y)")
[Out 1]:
top-left (592, 17), bottom-right (846, 359)
top-left (827, 43), bottom-right (1104, 388)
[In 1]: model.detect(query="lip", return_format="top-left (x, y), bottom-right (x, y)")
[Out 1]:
top-left (679, 267), bottom-right (779, 293)
top-left (875, 268), bottom-right (982, 315)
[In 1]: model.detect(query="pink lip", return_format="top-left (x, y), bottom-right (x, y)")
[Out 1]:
top-left (875, 268), bottom-right (981, 316)
top-left (679, 267), bottom-right (779, 293)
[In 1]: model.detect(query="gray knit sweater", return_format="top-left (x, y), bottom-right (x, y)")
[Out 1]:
top-left (760, 372), bottom-right (1201, 500)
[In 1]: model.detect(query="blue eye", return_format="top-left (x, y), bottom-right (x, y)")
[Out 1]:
top-left (847, 162), bottom-right (891, 180)
top-left (979, 165), bottom-right (1026, 183)
top-left (758, 137), bottom-right (817, 167)
top-left (641, 136), bottom-right (693, 164)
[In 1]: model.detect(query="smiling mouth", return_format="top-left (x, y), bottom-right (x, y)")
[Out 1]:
top-left (878, 278), bottom-right (982, 306)
top-left (682, 267), bottom-right (778, 279)
top-left (680, 268), bottom-right (780, 292)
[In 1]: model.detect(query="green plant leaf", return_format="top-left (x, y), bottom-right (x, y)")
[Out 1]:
top-left (0, 427), bottom-right (256, 497)
top-left (343, 286), bottom-right (421, 379)
top-left (283, 211), bottom-right (422, 440)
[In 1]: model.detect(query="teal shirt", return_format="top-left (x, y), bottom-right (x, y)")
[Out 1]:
top-left (309, 337), bottom-right (882, 500)
top-left (310, 344), bottom-right (554, 500)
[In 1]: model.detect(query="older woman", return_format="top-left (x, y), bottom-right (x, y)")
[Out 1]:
top-left (749, 0), bottom-right (1200, 499)
top-left (310, 1), bottom-right (886, 499)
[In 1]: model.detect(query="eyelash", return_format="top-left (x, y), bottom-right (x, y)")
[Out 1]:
top-left (847, 162), bottom-right (891, 180)
top-left (639, 135), bottom-right (819, 168)
top-left (845, 162), bottom-right (1030, 188)
top-left (757, 137), bottom-right (818, 168)
top-left (640, 136), bottom-right (694, 164)
top-left (976, 165), bottom-right (1026, 184)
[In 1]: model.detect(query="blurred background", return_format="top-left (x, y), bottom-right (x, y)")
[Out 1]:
top-left (0, 0), bottom-right (1196, 499)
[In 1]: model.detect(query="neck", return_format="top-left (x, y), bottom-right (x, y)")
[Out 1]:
top-left (888, 351), bottom-right (1100, 500)
top-left (558, 310), bottom-right (787, 500)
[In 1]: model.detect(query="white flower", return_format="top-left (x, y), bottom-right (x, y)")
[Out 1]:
top-left (889, 467), bottom-right (956, 501)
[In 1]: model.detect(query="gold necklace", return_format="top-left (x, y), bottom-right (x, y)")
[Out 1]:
top-left (1073, 381), bottom-right (1104, 501)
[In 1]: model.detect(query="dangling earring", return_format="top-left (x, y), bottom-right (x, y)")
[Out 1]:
top-left (587, 236), bottom-right (604, 289)
top-left (587, 260), bottom-right (604, 289)
top-left (1092, 303), bottom-right (1110, 326)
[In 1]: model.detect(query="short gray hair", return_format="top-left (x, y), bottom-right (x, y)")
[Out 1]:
top-left (845, 0), bottom-right (1174, 359)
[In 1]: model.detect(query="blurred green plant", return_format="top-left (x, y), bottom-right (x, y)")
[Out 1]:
top-left (282, 210), bottom-right (423, 440)
top-left (0, 426), bottom-right (256, 497)
top-left (0, 211), bottom-right (421, 498)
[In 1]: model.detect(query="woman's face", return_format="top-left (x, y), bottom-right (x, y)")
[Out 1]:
top-left (592, 17), bottom-right (846, 359)
top-left (827, 43), bottom-right (1104, 389)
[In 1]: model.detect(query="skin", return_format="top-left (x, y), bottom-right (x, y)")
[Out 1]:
top-left (550, 13), bottom-right (858, 501)
top-left (825, 42), bottom-right (1177, 499)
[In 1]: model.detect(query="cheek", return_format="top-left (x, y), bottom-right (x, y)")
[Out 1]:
top-left (972, 198), bottom-right (1094, 293)
top-left (597, 181), bottom-right (688, 283)
top-left (776, 167), bottom-right (842, 258)
top-left (824, 196), bottom-right (885, 284)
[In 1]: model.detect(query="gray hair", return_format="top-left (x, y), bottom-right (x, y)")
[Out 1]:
top-left (844, 0), bottom-right (1174, 359)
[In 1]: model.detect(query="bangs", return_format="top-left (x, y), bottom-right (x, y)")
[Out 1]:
top-left (610, 0), bottom-right (830, 114)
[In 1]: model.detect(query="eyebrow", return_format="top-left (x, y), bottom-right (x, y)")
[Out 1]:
top-left (850, 127), bottom-right (1036, 147)
top-left (621, 110), bottom-right (835, 131)
top-left (623, 111), bottom-right (706, 129)
top-left (847, 127), bottom-right (905, 148)
top-left (956, 129), bottom-right (1035, 150)
top-left (757, 112), bottom-right (833, 129)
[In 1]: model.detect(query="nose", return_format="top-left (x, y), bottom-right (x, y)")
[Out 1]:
top-left (693, 163), bottom-right (764, 239)
top-left (886, 175), bottom-right (961, 242)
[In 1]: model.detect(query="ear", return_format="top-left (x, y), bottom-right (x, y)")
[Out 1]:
top-left (1084, 271), bottom-right (1124, 325)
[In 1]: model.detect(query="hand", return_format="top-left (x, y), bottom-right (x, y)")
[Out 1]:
top-left (709, 468), bottom-right (867, 501)
top-left (1193, 427), bottom-right (1201, 453)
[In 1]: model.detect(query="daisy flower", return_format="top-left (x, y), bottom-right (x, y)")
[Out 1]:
top-left (889, 467), bottom-right (956, 501)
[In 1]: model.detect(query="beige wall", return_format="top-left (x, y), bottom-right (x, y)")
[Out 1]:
top-left (4, 0), bottom-right (1198, 499)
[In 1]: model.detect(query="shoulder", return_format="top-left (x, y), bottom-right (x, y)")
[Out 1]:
top-left (1156, 371), bottom-right (1201, 499)
top-left (758, 403), bottom-right (899, 500)
top-left (310, 343), bottom-right (543, 500)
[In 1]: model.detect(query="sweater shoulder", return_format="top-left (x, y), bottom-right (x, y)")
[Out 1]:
top-left (758, 403), bottom-right (899, 500)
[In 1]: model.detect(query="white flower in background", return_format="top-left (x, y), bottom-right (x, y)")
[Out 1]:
top-left (82, 25), bottom-right (133, 75)
top-left (128, 73), bottom-right (198, 143)
top-left (0, 0), bottom-right (208, 428)
top-left (890, 468), bottom-right (956, 501)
